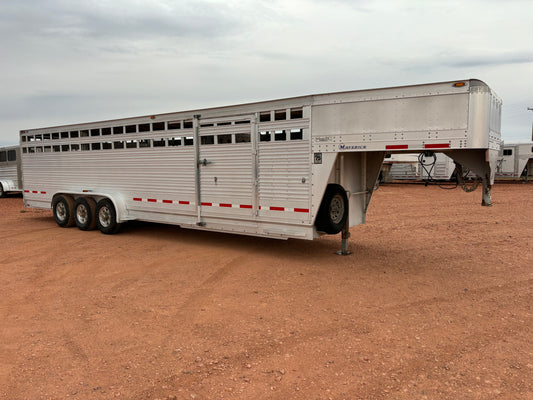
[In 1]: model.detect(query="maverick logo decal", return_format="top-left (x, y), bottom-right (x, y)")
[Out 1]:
top-left (339, 144), bottom-right (367, 150)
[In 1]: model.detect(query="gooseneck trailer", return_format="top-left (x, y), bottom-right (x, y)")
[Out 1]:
top-left (0, 145), bottom-right (22, 198)
top-left (20, 79), bottom-right (501, 251)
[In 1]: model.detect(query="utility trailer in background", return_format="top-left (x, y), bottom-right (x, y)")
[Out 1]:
top-left (0, 145), bottom-right (22, 198)
top-left (20, 79), bottom-right (501, 253)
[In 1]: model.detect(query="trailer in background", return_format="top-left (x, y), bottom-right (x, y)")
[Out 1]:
top-left (0, 146), bottom-right (22, 198)
top-left (381, 140), bottom-right (533, 184)
top-left (20, 79), bottom-right (501, 252)
top-left (497, 141), bottom-right (533, 180)
top-left (382, 152), bottom-right (456, 182)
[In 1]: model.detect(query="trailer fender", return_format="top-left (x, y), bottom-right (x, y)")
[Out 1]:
top-left (0, 179), bottom-right (17, 192)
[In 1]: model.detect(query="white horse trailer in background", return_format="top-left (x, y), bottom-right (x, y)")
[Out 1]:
top-left (496, 141), bottom-right (533, 180)
top-left (20, 79), bottom-right (501, 252)
top-left (0, 146), bottom-right (22, 198)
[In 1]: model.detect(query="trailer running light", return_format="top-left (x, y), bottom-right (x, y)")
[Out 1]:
top-left (453, 82), bottom-right (466, 87)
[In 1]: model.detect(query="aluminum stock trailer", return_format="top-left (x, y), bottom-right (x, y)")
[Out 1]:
top-left (20, 79), bottom-right (501, 253)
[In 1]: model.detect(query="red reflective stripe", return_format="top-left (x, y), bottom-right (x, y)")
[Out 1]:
top-left (40, 191), bottom-right (47, 194)
top-left (147, 198), bottom-right (157, 203)
top-left (201, 202), bottom-right (212, 206)
top-left (162, 200), bottom-right (173, 204)
top-left (425, 143), bottom-right (450, 149)
top-left (179, 201), bottom-right (190, 205)
top-left (133, 198), bottom-right (142, 202)
top-left (294, 208), bottom-right (309, 213)
top-left (386, 144), bottom-right (408, 150)
top-left (240, 204), bottom-right (253, 209)
top-left (270, 206), bottom-right (284, 211)
top-left (32, 191), bottom-right (38, 193)
top-left (24, 190), bottom-right (30, 193)
top-left (219, 203), bottom-right (232, 208)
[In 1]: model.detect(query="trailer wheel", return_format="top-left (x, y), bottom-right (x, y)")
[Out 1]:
top-left (0, 183), bottom-right (5, 198)
top-left (315, 184), bottom-right (348, 234)
top-left (74, 197), bottom-right (97, 231)
top-left (96, 198), bottom-right (121, 234)
top-left (52, 195), bottom-right (75, 228)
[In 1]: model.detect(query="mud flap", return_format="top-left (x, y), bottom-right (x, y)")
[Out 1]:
top-left (448, 149), bottom-right (498, 206)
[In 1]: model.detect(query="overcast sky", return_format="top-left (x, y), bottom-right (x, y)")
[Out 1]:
top-left (1, 0), bottom-right (532, 146)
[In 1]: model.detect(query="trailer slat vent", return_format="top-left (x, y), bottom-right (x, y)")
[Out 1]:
top-left (260, 112), bottom-right (271, 122)
top-left (168, 137), bottom-right (182, 146)
top-left (275, 110), bottom-right (286, 121)
top-left (201, 135), bottom-right (215, 145)
top-left (168, 121), bottom-right (181, 130)
top-left (236, 133), bottom-right (251, 143)
top-left (259, 131), bottom-right (271, 142)
top-left (217, 134), bottom-right (232, 144)
top-left (152, 122), bottom-right (165, 131)
top-left (290, 108), bottom-right (303, 119)
top-left (290, 129), bottom-right (303, 140)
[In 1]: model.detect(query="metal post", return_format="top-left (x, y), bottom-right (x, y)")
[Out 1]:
top-left (528, 108), bottom-right (533, 141)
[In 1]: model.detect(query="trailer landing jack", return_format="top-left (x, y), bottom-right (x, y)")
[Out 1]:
top-left (336, 221), bottom-right (352, 256)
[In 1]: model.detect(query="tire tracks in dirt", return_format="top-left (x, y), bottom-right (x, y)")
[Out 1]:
top-left (166, 253), bottom-right (250, 332)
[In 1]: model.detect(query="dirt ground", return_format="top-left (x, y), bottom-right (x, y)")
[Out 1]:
top-left (0, 183), bottom-right (532, 400)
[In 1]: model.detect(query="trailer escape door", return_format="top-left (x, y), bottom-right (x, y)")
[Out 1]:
top-left (195, 114), bottom-right (255, 222)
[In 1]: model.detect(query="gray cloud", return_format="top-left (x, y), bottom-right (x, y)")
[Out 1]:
top-left (0, 0), bottom-right (248, 43)
top-left (449, 53), bottom-right (533, 68)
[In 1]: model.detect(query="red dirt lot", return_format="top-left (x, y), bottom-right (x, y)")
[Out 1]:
top-left (0, 183), bottom-right (532, 400)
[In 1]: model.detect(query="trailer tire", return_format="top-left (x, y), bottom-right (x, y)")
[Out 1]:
top-left (315, 184), bottom-right (348, 234)
top-left (74, 197), bottom-right (97, 231)
top-left (0, 183), bottom-right (5, 198)
top-left (96, 198), bottom-right (121, 234)
top-left (52, 195), bottom-right (75, 228)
